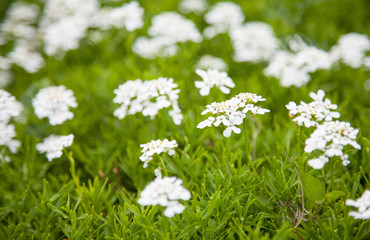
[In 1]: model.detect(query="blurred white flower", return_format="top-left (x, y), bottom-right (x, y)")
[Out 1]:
top-left (195, 69), bottom-right (235, 96)
top-left (138, 170), bottom-right (191, 218)
top-left (179, 0), bottom-right (208, 15)
top-left (196, 54), bottom-right (228, 71)
top-left (0, 89), bottom-right (23, 124)
top-left (36, 134), bottom-right (74, 161)
top-left (91, 1), bottom-right (144, 31)
top-left (330, 33), bottom-right (370, 68)
top-left (0, 2), bottom-right (39, 43)
top-left (32, 85), bottom-right (77, 125)
top-left (139, 139), bottom-right (178, 168)
top-left (113, 77), bottom-right (182, 125)
top-left (286, 90), bottom-right (340, 128)
top-left (133, 12), bottom-right (201, 59)
top-left (265, 36), bottom-right (334, 87)
top-left (0, 122), bottom-right (21, 153)
top-left (230, 22), bottom-right (280, 63)
top-left (197, 92), bottom-right (269, 137)
top-left (0, 56), bottom-right (12, 88)
top-left (7, 40), bottom-right (44, 73)
top-left (305, 121), bottom-right (361, 169)
top-left (346, 190), bottom-right (370, 220)
top-left (203, 2), bottom-right (244, 39)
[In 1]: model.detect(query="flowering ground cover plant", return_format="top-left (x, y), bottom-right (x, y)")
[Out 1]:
top-left (0, 0), bottom-right (369, 239)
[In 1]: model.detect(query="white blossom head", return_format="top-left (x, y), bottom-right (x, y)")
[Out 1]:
top-left (195, 69), bottom-right (235, 96)
top-left (230, 22), bottom-right (280, 63)
top-left (139, 139), bottom-right (178, 168)
top-left (32, 85), bottom-right (77, 125)
top-left (7, 40), bottom-right (45, 73)
top-left (196, 55), bottom-right (228, 71)
top-left (179, 0), bottom-right (208, 15)
top-left (197, 92), bottom-right (269, 137)
top-left (113, 78), bottom-right (182, 125)
top-left (0, 122), bottom-right (21, 154)
top-left (286, 89), bottom-right (340, 128)
top-left (203, 2), bottom-right (244, 39)
top-left (138, 172), bottom-right (191, 218)
top-left (330, 33), bottom-right (370, 68)
top-left (305, 121), bottom-right (361, 169)
top-left (346, 190), bottom-right (370, 220)
top-left (36, 134), bottom-right (74, 161)
top-left (0, 89), bottom-right (23, 124)
top-left (90, 1), bottom-right (144, 31)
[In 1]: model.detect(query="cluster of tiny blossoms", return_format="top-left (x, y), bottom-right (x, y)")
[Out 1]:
top-left (0, 90), bottom-right (23, 153)
top-left (32, 85), bottom-right (78, 125)
top-left (346, 190), bottom-right (370, 220)
top-left (286, 90), bottom-right (360, 169)
top-left (196, 55), bottom-right (228, 71)
top-left (36, 134), bottom-right (74, 161)
top-left (113, 78), bottom-right (182, 125)
top-left (195, 69), bottom-right (235, 96)
top-left (138, 169), bottom-right (191, 218)
top-left (304, 121), bottom-right (361, 169)
top-left (286, 90), bottom-right (340, 128)
top-left (139, 139), bottom-right (178, 168)
top-left (197, 93), bottom-right (270, 137)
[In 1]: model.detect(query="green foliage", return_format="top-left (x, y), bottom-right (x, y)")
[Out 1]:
top-left (1, 0), bottom-right (369, 239)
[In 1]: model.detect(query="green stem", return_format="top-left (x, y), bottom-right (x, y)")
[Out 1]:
top-left (159, 156), bottom-right (168, 176)
top-left (64, 149), bottom-right (80, 189)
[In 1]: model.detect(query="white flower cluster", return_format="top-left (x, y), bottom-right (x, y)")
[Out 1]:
top-left (304, 121), bottom-right (361, 169)
top-left (287, 90), bottom-right (361, 169)
top-left (40, 0), bottom-right (144, 56)
top-left (90, 1), bottom-right (144, 31)
top-left (230, 22), bottom-right (280, 63)
top-left (196, 55), bottom-right (228, 71)
top-left (113, 77), bottom-right (183, 125)
top-left (203, 2), bottom-right (244, 39)
top-left (195, 69), bottom-right (235, 96)
top-left (179, 0), bottom-right (208, 15)
top-left (138, 169), bottom-right (191, 218)
top-left (346, 190), bottom-right (370, 220)
top-left (197, 92), bottom-right (270, 137)
top-left (0, 2), bottom-right (44, 74)
top-left (32, 85), bottom-right (77, 125)
top-left (0, 90), bottom-right (23, 153)
top-left (36, 134), bottom-right (74, 161)
top-left (286, 90), bottom-right (340, 128)
top-left (330, 33), bottom-right (370, 68)
top-left (133, 12), bottom-right (202, 59)
top-left (264, 36), bottom-right (333, 87)
top-left (139, 139), bottom-right (178, 168)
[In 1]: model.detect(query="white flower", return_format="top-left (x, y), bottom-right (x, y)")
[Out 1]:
top-left (286, 90), bottom-right (340, 127)
top-left (203, 2), bottom-right (244, 39)
top-left (139, 139), bottom-right (178, 168)
top-left (32, 85), bottom-right (77, 125)
top-left (113, 77), bottom-right (182, 125)
top-left (330, 33), bottom-right (370, 68)
top-left (346, 190), bottom-right (370, 220)
top-left (196, 55), bottom-right (228, 71)
top-left (138, 171), bottom-right (191, 218)
top-left (91, 1), bottom-right (144, 31)
top-left (305, 121), bottom-right (361, 169)
top-left (230, 22), bottom-right (280, 63)
top-left (197, 92), bottom-right (269, 137)
top-left (36, 134), bottom-right (74, 161)
top-left (0, 122), bottom-right (21, 153)
top-left (179, 0), bottom-right (208, 15)
top-left (0, 89), bottom-right (23, 124)
top-left (195, 69), bottom-right (235, 96)
top-left (133, 12), bottom-right (201, 59)
top-left (7, 40), bottom-right (44, 73)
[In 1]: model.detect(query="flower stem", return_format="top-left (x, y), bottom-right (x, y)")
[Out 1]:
top-left (243, 122), bottom-right (259, 180)
top-left (159, 156), bottom-right (168, 176)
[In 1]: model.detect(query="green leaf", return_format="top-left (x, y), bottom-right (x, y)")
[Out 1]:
top-left (300, 173), bottom-right (324, 204)
top-left (322, 191), bottom-right (345, 205)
